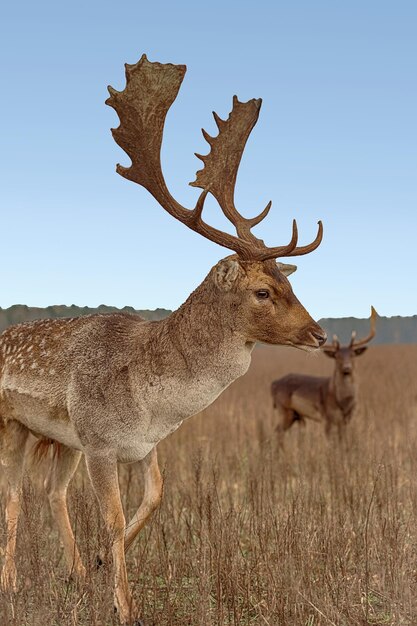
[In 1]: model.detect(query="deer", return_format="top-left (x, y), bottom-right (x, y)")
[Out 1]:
top-left (0, 54), bottom-right (327, 625)
top-left (271, 306), bottom-right (377, 439)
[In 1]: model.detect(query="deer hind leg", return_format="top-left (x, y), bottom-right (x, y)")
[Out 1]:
top-left (124, 447), bottom-right (163, 554)
top-left (43, 445), bottom-right (85, 580)
top-left (0, 419), bottom-right (29, 592)
top-left (85, 453), bottom-right (140, 626)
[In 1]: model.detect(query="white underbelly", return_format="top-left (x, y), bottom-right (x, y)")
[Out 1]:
top-left (18, 413), bottom-right (83, 450)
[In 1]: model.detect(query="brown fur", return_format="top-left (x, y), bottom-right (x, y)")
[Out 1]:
top-left (0, 53), bottom-right (327, 624)
top-left (0, 258), bottom-right (325, 623)
top-left (271, 344), bottom-right (370, 438)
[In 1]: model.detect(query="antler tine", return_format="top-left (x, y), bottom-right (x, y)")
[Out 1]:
top-left (247, 200), bottom-right (272, 228)
top-left (191, 96), bottom-right (267, 242)
top-left (191, 93), bottom-right (324, 260)
top-left (352, 306), bottom-right (377, 348)
top-left (108, 54), bottom-right (323, 262)
top-left (323, 333), bottom-right (339, 352)
top-left (349, 330), bottom-right (357, 347)
top-left (256, 220), bottom-right (323, 261)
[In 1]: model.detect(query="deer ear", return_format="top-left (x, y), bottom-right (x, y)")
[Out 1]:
top-left (214, 259), bottom-right (241, 291)
top-left (276, 262), bottom-right (297, 277)
top-left (322, 348), bottom-right (336, 358)
top-left (353, 346), bottom-right (368, 356)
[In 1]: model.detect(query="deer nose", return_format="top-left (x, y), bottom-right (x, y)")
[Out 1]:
top-left (312, 329), bottom-right (327, 346)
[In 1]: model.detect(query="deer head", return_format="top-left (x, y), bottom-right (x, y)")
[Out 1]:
top-left (322, 306), bottom-right (377, 374)
top-left (107, 55), bottom-right (326, 350)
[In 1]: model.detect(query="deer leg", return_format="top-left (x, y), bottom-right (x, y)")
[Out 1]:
top-left (275, 405), bottom-right (296, 442)
top-left (325, 418), bottom-right (345, 441)
top-left (124, 447), bottom-right (163, 554)
top-left (85, 453), bottom-right (140, 625)
top-left (336, 422), bottom-right (346, 443)
top-left (0, 420), bottom-right (28, 592)
top-left (43, 445), bottom-right (85, 580)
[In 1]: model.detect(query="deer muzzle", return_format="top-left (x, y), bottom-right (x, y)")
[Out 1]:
top-left (295, 322), bottom-right (327, 351)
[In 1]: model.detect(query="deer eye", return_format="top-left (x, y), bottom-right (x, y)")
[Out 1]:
top-left (256, 290), bottom-right (270, 299)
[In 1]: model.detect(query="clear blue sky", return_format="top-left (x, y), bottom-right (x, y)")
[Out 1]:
top-left (1, 1), bottom-right (416, 319)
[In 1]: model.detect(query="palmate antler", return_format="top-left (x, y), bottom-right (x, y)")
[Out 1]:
top-left (106, 54), bottom-right (323, 261)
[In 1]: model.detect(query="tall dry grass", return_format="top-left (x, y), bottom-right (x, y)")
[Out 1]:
top-left (1, 344), bottom-right (416, 625)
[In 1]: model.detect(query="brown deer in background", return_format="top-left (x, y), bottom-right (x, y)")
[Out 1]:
top-left (0, 55), bottom-right (326, 625)
top-left (271, 307), bottom-right (377, 439)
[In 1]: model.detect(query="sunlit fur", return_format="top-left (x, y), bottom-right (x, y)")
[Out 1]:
top-left (0, 256), bottom-right (325, 623)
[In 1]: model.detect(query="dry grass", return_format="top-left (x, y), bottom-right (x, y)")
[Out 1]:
top-left (1, 344), bottom-right (416, 625)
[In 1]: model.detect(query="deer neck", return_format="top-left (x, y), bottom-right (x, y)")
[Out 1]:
top-left (330, 367), bottom-right (357, 416)
top-left (159, 275), bottom-right (254, 384)
top-left (114, 277), bottom-right (254, 461)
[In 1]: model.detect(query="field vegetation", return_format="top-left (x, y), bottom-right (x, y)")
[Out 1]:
top-left (1, 344), bottom-right (416, 625)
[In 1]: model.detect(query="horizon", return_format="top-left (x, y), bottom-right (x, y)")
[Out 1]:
top-left (1, 1), bottom-right (416, 319)
top-left (1, 302), bottom-right (415, 321)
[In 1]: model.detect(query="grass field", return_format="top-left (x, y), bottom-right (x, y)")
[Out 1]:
top-left (1, 344), bottom-right (416, 625)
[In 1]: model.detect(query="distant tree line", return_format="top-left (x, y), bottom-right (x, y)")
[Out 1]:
top-left (0, 305), bottom-right (416, 344)
top-left (0, 304), bottom-right (170, 334)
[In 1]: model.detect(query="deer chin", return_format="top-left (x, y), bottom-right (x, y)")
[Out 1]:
top-left (293, 342), bottom-right (321, 353)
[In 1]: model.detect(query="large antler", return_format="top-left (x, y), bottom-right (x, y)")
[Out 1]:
top-left (349, 306), bottom-right (377, 348)
top-left (106, 54), bottom-right (323, 261)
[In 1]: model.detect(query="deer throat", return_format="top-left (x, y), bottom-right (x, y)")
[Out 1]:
top-left (333, 373), bottom-right (356, 416)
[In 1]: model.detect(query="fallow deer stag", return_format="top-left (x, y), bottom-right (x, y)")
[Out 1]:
top-left (0, 54), bottom-right (326, 625)
top-left (271, 306), bottom-right (377, 439)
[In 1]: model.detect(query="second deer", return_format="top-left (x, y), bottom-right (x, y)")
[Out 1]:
top-left (271, 307), bottom-right (377, 438)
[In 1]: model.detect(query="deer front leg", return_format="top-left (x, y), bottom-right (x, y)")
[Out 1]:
top-left (85, 452), bottom-right (142, 626)
top-left (43, 446), bottom-right (85, 580)
top-left (124, 447), bottom-right (163, 553)
top-left (0, 420), bottom-right (28, 592)
top-left (274, 405), bottom-right (296, 447)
